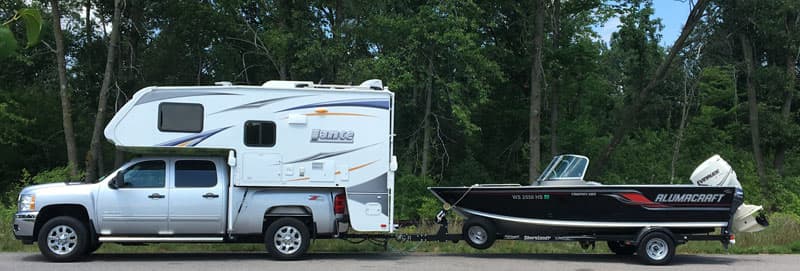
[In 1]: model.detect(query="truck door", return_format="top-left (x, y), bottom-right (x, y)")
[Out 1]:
top-left (167, 159), bottom-right (226, 234)
top-left (96, 160), bottom-right (169, 235)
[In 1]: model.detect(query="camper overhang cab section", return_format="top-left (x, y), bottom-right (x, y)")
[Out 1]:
top-left (104, 79), bottom-right (397, 232)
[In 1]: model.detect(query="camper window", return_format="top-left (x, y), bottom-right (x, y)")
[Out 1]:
top-left (244, 121), bottom-right (276, 147)
top-left (158, 103), bottom-right (204, 133)
top-left (174, 160), bottom-right (217, 187)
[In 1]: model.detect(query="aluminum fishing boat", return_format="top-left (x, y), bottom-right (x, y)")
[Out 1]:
top-left (428, 154), bottom-right (768, 264)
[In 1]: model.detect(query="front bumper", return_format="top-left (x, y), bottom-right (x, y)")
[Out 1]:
top-left (13, 211), bottom-right (37, 243)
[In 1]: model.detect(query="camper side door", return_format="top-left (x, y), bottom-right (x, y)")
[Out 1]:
top-left (238, 121), bottom-right (283, 185)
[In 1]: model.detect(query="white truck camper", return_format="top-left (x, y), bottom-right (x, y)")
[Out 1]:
top-left (13, 79), bottom-right (397, 261)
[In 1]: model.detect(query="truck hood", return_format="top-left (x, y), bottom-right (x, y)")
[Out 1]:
top-left (20, 182), bottom-right (94, 195)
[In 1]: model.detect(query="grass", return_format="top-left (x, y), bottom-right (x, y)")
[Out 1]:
top-left (2, 207), bottom-right (799, 255)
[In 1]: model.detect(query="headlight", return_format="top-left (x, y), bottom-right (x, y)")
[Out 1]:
top-left (18, 194), bottom-right (35, 212)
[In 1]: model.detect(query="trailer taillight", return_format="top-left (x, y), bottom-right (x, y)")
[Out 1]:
top-left (334, 193), bottom-right (347, 214)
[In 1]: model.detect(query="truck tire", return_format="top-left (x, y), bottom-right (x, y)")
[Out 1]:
top-left (37, 216), bottom-right (89, 262)
top-left (264, 217), bottom-right (311, 260)
top-left (637, 232), bottom-right (675, 265)
top-left (85, 240), bottom-right (102, 255)
top-left (607, 241), bottom-right (636, 255)
top-left (462, 217), bottom-right (496, 250)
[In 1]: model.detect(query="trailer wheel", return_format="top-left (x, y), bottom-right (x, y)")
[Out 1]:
top-left (264, 217), bottom-right (311, 260)
top-left (607, 241), bottom-right (636, 255)
top-left (462, 217), bottom-right (496, 250)
top-left (36, 216), bottom-right (89, 262)
top-left (637, 232), bottom-right (675, 265)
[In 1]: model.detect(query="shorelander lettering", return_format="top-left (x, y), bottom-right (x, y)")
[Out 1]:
top-left (654, 193), bottom-right (725, 203)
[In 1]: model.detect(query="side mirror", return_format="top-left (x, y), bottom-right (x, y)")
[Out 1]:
top-left (109, 172), bottom-right (125, 189)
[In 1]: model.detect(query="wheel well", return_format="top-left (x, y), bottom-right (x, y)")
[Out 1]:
top-left (34, 204), bottom-right (92, 238)
top-left (263, 206), bottom-right (315, 237)
top-left (635, 227), bottom-right (676, 245)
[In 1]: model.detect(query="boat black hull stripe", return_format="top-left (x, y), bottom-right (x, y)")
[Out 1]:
top-left (458, 207), bottom-right (728, 228)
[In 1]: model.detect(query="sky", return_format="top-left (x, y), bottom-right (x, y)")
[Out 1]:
top-left (596, 0), bottom-right (693, 47)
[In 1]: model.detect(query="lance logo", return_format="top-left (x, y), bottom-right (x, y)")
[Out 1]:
top-left (311, 129), bottom-right (355, 143)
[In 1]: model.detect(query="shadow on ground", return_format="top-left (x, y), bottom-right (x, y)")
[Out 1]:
top-left (19, 252), bottom-right (744, 265)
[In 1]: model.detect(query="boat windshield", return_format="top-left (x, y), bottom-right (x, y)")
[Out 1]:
top-left (537, 155), bottom-right (589, 181)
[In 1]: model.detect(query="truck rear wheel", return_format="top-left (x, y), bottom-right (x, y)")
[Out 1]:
top-left (264, 217), bottom-right (311, 260)
top-left (462, 217), bottom-right (496, 250)
top-left (637, 232), bottom-right (675, 265)
top-left (37, 216), bottom-right (89, 262)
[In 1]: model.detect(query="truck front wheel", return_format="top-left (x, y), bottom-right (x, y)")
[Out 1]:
top-left (37, 216), bottom-right (89, 262)
top-left (264, 217), bottom-right (311, 260)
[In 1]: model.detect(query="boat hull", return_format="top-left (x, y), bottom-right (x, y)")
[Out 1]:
top-left (429, 185), bottom-right (741, 235)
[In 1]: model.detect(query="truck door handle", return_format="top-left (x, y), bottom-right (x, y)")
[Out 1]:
top-left (202, 193), bottom-right (219, 198)
top-left (147, 193), bottom-right (165, 199)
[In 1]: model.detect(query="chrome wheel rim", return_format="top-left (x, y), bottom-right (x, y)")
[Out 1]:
top-left (47, 225), bottom-right (78, 255)
top-left (273, 225), bottom-right (302, 255)
top-left (645, 238), bottom-right (668, 261)
top-left (467, 226), bottom-right (487, 245)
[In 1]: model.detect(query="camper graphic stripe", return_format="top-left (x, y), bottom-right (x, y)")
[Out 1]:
top-left (276, 99), bottom-right (390, 112)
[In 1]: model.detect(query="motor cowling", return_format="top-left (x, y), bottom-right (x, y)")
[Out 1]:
top-left (689, 154), bottom-right (741, 188)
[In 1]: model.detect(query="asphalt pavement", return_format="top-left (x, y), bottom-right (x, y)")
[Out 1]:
top-left (1, 252), bottom-right (796, 271)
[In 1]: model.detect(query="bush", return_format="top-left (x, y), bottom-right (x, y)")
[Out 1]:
top-left (2, 166), bottom-right (77, 207)
top-left (394, 173), bottom-right (436, 221)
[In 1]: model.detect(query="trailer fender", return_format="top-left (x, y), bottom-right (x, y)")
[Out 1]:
top-left (634, 227), bottom-right (679, 246)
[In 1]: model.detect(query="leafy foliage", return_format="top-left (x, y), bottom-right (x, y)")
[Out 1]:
top-left (0, 0), bottom-right (798, 221)
top-left (0, 8), bottom-right (41, 58)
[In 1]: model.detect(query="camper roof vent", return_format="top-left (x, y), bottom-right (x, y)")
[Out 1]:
top-left (214, 81), bottom-right (233, 86)
top-left (358, 79), bottom-right (384, 90)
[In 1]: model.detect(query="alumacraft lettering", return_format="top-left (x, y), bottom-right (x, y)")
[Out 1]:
top-left (654, 193), bottom-right (725, 203)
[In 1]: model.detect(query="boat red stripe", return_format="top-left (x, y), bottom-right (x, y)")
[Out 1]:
top-left (619, 193), bottom-right (669, 208)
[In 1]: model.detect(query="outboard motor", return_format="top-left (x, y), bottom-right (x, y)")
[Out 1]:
top-left (690, 155), bottom-right (768, 233)
top-left (689, 154), bottom-right (741, 188)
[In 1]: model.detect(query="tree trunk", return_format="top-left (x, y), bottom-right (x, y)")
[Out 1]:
top-left (594, 0), bottom-right (709, 175)
top-left (85, 0), bottom-right (91, 43)
top-left (529, 0), bottom-right (545, 183)
top-left (420, 59), bottom-right (434, 178)
top-left (549, 0), bottom-right (560, 157)
top-left (739, 33), bottom-right (768, 197)
top-left (774, 13), bottom-right (796, 177)
top-left (85, 0), bottom-right (122, 182)
top-left (670, 69), bottom-right (693, 183)
top-left (51, 0), bottom-right (80, 178)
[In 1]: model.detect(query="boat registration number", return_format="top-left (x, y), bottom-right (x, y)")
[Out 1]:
top-left (511, 194), bottom-right (550, 200)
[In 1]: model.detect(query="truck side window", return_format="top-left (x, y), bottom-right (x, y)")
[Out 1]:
top-left (158, 102), bottom-right (203, 133)
top-left (174, 160), bottom-right (217, 187)
top-left (244, 121), bottom-right (276, 147)
top-left (122, 160), bottom-right (166, 188)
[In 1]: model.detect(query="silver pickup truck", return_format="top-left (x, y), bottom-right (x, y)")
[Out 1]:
top-left (13, 156), bottom-right (349, 261)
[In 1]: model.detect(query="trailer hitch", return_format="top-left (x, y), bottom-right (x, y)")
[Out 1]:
top-left (395, 209), bottom-right (461, 242)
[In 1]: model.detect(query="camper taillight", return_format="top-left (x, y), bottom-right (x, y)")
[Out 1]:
top-left (334, 193), bottom-right (347, 214)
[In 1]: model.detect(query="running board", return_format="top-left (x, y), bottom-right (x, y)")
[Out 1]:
top-left (98, 237), bottom-right (224, 243)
